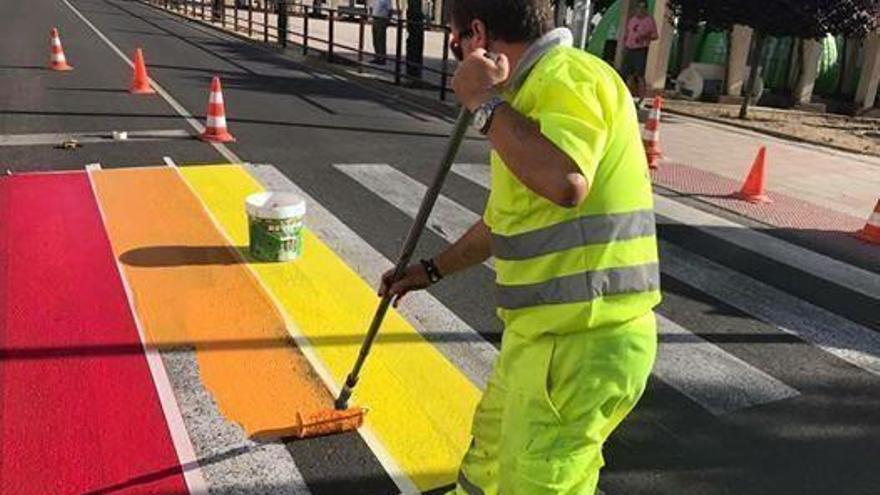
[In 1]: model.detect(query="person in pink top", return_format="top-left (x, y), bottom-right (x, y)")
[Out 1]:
top-left (622, 1), bottom-right (658, 103)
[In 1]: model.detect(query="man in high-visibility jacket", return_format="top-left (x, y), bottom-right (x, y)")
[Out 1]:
top-left (380, 0), bottom-right (660, 492)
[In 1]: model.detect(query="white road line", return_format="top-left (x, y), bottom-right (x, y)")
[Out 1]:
top-left (335, 164), bottom-right (493, 268)
top-left (341, 163), bottom-right (799, 415)
top-left (452, 163), bottom-right (490, 188)
top-left (661, 240), bottom-right (880, 377)
top-left (336, 164), bottom-right (477, 241)
top-left (653, 314), bottom-right (799, 415)
top-left (84, 167), bottom-right (209, 494)
top-left (0, 129), bottom-right (192, 147)
top-left (652, 195), bottom-right (880, 301)
top-left (163, 156), bottom-right (177, 167)
top-left (453, 164), bottom-right (880, 306)
top-left (63, 0), bottom-right (420, 491)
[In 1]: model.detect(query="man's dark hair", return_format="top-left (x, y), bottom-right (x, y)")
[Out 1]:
top-left (449, 0), bottom-right (554, 43)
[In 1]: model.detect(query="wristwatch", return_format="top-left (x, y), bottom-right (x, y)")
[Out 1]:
top-left (420, 258), bottom-right (443, 284)
top-left (472, 95), bottom-right (506, 135)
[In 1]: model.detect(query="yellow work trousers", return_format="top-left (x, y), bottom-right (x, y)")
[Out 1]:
top-left (449, 312), bottom-right (657, 494)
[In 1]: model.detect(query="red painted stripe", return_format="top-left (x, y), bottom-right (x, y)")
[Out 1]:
top-left (0, 173), bottom-right (188, 495)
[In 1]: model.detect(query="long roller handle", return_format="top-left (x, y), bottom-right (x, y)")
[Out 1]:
top-left (335, 108), bottom-right (473, 410)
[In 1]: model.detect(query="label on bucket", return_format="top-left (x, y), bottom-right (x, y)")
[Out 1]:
top-left (246, 192), bottom-right (306, 262)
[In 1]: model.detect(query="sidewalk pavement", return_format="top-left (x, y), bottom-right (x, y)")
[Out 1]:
top-left (655, 111), bottom-right (880, 228)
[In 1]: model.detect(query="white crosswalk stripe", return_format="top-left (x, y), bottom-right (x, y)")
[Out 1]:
top-left (336, 163), bottom-right (803, 415)
top-left (335, 164), bottom-right (492, 270)
top-left (660, 241), bottom-right (880, 377)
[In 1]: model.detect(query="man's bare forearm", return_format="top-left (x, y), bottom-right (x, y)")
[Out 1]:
top-left (434, 220), bottom-right (492, 277)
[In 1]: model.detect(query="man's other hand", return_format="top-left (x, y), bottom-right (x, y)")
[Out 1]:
top-left (452, 48), bottom-right (510, 111)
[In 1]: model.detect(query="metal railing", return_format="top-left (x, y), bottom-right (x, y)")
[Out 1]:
top-left (145, 1), bottom-right (454, 101)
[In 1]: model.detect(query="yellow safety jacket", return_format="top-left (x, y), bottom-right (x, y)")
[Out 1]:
top-left (484, 41), bottom-right (661, 338)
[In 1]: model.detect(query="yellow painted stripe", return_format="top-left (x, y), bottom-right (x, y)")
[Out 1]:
top-left (180, 164), bottom-right (481, 490)
top-left (90, 167), bottom-right (334, 435)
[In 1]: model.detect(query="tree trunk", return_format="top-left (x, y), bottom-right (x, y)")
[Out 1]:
top-left (739, 30), bottom-right (765, 119)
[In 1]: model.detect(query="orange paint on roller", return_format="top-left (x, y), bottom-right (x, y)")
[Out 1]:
top-left (90, 166), bottom-right (342, 437)
top-left (251, 407), bottom-right (366, 440)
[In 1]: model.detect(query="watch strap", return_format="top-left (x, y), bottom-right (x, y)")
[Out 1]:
top-left (477, 95), bottom-right (506, 135)
top-left (420, 258), bottom-right (443, 284)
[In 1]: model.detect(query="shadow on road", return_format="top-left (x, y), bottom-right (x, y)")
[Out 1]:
top-left (121, 245), bottom-right (261, 266)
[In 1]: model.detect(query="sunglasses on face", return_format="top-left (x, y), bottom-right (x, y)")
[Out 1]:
top-left (450, 29), bottom-right (473, 61)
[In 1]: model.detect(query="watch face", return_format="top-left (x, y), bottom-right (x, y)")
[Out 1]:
top-left (473, 110), bottom-right (487, 130)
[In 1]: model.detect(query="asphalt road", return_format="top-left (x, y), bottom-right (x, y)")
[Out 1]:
top-left (2, 1), bottom-right (879, 494)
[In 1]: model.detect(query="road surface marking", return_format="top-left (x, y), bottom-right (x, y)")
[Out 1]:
top-left (62, 0), bottom-right (467, 489)
top-left (337, 164), bottom-right (478, 242)
top-left (181, 162), bottom-right (428, 495)
top-left (653, 314), bottom-right (799, 415)
top-left (0, 129), bottom-right (192, 147)
top-left (652, 195), bottom-right (880, 301)
top-left (451, 163), bottom-right (490, 188)
top-left (340, 163), bottom-right (800, 415)
top-left (60, 1), bottom-right (328, 489)
top-left (335, 164), bottom-right (493, 269)
top-left (661, 240), bottom-right (880, 377)
top-left (90, 166), bottom-right (334, 438)
top-left (163, 156), bottom-right (177, 167)
top-left (0, 172), bottom-right (197, 494)
top-left (181, 164), bottom-right (481, 493)
top-left (62, 0), bottom-right (424, 489)
top-left (85, 167), bottom-right (209, 494)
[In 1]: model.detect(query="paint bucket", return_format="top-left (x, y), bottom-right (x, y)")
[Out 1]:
top-left (245, 192), bottom-right (305, 262)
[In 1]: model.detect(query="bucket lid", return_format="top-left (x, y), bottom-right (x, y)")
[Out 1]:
top-left (246, 191), bottom-right (306, 219)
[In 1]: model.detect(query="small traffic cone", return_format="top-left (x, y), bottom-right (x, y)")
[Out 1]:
top-left (856, 200), bottom-right (880, 245)
top-left (130, 48), bottom-right (155, 94)
top-left (642, 95), bottom-right (663, 170)
top-left (49, 28), bottom-right (73, 71)
top-left (200, 76), bottom-right (235, 143)
top-left (733, 146), bottom-right (772, 203)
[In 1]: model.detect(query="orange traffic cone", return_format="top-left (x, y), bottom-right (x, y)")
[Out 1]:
top-left (130, 48), bottom-right (155, 94)
top-left (49, 28), bottom-right (73, 71)
top-left (200, 76), bottom-right (235, 143)
top-left (856, 200), bottom-right (880, 245)
top-left (642, 95), bottom-right (663, 170)
top-left (733, 146), bottom-right (772, 203)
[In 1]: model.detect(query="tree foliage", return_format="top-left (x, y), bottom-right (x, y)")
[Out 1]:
top-left (668, 0), bottom-right (880, 38)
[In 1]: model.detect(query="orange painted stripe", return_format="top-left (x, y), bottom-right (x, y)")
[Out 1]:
top-left (90, 166), bottom-right (331, 435)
